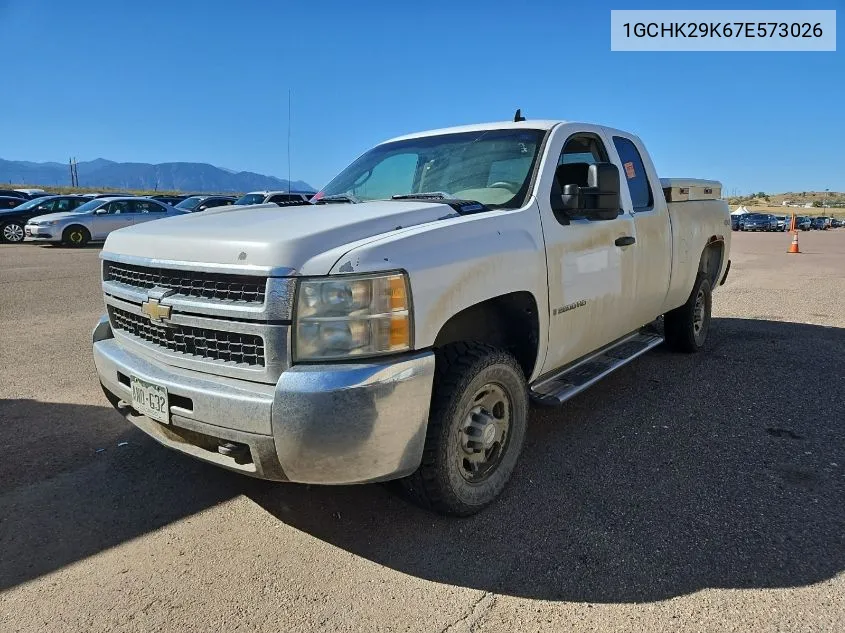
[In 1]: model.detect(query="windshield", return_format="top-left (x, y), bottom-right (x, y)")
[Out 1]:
top-left (175, 196), bottom-right (204, 210)
top-left (318, 128), bottom-right (546, 209)
top-left (235, 193), bottom-right (267, 205)
top-left (69, 199), bottom-right (106, 213)
top-left (11, 197), bottom-right (58, 211)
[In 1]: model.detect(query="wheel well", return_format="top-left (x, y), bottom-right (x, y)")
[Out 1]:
top-left (432, 292), bottom-right (539, 379)
top-left (700, 239), bottom-right (724, 286)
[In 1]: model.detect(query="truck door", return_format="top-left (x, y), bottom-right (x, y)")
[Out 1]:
top-left (607, 133), bottom-right (672, 328)
top-left (537, 128), bottom-right (639, 375)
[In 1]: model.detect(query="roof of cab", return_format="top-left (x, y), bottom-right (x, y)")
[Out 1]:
top-left (383, 120), bottom-right (565, 144)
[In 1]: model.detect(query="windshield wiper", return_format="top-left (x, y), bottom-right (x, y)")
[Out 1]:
top-left (315, 194), bottom-right (360, 204)
top-left (391, 192), bottom-right (453, 201)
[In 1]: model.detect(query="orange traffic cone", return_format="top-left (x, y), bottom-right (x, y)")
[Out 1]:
top-left (788, 231), bottom-right (800, 254)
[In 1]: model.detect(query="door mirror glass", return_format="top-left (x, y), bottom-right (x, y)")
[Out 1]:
top-left (582, 163), bottom-right (620, 221)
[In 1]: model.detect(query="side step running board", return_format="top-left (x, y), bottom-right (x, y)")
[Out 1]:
top-left (529, 331), bottom-right (664, 406)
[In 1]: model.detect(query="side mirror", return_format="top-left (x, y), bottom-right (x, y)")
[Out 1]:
top-left (581, 163), bottom-right (621, 221)
top-left (94, 208), bottom-right (108, 215)
top-left (197, 205), bottom-right (208, 211)
top-left (559, 184), bottom-right (581, 212)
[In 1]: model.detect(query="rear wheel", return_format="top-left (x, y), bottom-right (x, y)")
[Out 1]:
top-left (62, 225), bottom-right (90, 247)
top-left (399, 342), bottom-right (528, 516)
top-left (2, 221), bottom-right (25, 243)
top-left (664, 274), bottom-right (712, 353)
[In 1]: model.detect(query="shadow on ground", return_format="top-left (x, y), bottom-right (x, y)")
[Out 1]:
top-left (1, 318), bottom-right (843, 602)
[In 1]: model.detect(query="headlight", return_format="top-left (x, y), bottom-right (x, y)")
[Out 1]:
top-left (293, 272), bottom-right (411, 361)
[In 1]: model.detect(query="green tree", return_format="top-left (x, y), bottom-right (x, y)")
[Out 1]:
top-left (812, 201), bottom-right (823, 208)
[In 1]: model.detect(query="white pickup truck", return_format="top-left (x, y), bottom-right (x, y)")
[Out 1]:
top-left (93, 118), bottom-right (731, 515)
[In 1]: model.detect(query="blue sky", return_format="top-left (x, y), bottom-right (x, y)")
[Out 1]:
top-left (0, 0), bottom-right (842, 193)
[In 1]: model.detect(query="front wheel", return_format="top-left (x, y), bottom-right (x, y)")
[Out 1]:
top-left (2, 221), bottom-right (25, 243)
top-left (664, 274), bottom-right (712, 353)
top-left (62, 225), bottom-right (90, 247)
top-left (399, 342), bottom-right (528, 516)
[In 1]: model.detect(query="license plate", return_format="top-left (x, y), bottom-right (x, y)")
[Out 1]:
top-left (25, 228), bottom-right (32, 236)
top-left (130, 376), bottom-right (169, 424)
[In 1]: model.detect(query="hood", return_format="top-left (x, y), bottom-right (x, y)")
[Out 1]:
top-left (102, 200), bottom-right (457, 273)
top-left (0, 207), bottom-right (31, 217)
top-left (27, 211), bottom-right (87, 223)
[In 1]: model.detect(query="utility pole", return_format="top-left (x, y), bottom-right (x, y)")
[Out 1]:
top-left (287, 89), bottom-right (292, 194)
top-left (68, 157), bottom-right (80, 187)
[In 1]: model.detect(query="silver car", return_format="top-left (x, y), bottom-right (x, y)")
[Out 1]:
top-left (25, 197), bottom-right (186, 246)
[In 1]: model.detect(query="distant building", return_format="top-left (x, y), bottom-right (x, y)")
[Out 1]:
top-left (782, 200), bottom-right (791, 206)
top-left (803, 203), bottom-right (813, 208)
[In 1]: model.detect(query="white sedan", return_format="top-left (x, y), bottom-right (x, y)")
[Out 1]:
top-left (25, 197), bottom-right (187, 247)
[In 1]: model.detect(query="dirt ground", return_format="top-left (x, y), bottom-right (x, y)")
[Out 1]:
top-left (1, 230), bottom-right (843, 632)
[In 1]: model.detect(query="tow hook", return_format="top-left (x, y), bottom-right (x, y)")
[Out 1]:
top-left (218, 441), bottom-right (251, 464)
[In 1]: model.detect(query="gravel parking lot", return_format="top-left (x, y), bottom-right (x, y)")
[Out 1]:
top-left (1, 231), bottom-right (843, 632)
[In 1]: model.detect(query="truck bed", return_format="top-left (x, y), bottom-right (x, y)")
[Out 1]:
top-left (660, 178), bottom-right (731, 311)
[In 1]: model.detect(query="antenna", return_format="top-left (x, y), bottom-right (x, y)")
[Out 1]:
top-left (513, 108), bottom-right (525, 122)
top-left (287, 89), bottom-right (291, 194)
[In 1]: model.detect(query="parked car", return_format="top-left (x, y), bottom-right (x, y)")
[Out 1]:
top-left (25, 196), bottom-right (186, 246)
top-left (0, 189), bottom-right (30, 200)
top-left (740, 213), bottom-right (777, 231)
top-left (93, 117), bottom-right (731, 515)
top-left (0, 195), bottom-right (24, 208)
top-left (730, 214), bottom-right (743, 230)
top-left (811, 217), bottom-right (829, 230)
top-left (150, 194), bottom-right (190, 206)
top-left (775, 215), bottom-right (792, 231)
top-left (1, 195), bottom-right (89, 243)
top-left (831, 217), bottom-right (843, 228)
top-left (795, 215), bottom-right (812, 231)
top-left (234, 190), bottom-right (315, 206)
top-left (14, 188), bottom-right (47, 197)
top-left (175, 195), bottom-right (237, 212)
top-left (83, 192), bottom-right (137, 199)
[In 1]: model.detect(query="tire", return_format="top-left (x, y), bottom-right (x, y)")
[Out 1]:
top-left (62, 225), bottom-right (90, 247)
top-left (2, 221), bottom-right (25, 243)
top-left (664, 274), bottom-right (712, 353)
top-left (399, 342), bottom-right (528, 516)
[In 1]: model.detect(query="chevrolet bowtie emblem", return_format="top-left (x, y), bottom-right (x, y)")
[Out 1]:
top-left (141, 298), bottom-right (171, 323)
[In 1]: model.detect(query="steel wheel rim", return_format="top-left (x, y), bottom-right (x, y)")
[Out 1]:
top-left (457, 383), bottom-right (511, 484)
top-left (3, 223), bottom-right (24, 242)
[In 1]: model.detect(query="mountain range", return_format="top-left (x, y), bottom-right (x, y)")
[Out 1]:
top-left (0, 158), bottom-right (315, 193)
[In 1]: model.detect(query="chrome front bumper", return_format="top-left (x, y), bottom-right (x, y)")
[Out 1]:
top-left (93, 315), bottom-right (436, 484)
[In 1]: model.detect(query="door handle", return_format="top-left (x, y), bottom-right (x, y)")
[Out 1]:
top-left (615, 236), bottom-right (636, 247)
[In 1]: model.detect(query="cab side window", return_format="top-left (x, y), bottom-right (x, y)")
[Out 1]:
top-left (550, 134), bottom-right (613, 223)
top-left (612, 136), bottom-right (653, 212)
top-left (54, 198), bottom-right (73, 211)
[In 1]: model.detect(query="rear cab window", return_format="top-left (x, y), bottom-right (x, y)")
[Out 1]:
top-left (612, 136), bottom-right (653, 212)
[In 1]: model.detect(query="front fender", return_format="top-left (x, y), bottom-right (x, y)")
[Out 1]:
top-left (328, 205), bottom-right (550, 372)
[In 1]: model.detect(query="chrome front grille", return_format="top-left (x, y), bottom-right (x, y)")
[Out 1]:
top-left (109, 306), bottom-right (266, 367)
top-left (104, 261), bottom-right (267, 304)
